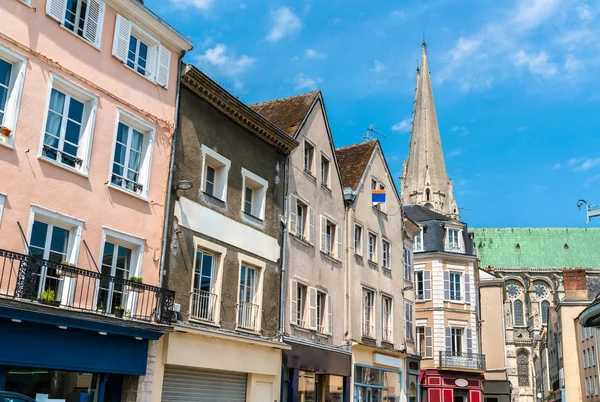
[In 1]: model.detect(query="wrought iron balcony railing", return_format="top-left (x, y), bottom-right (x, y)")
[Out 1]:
top-left (237, 301), bottom-right (259, 330)
top-left (0, 249), bottom-right (175, 324)
top-left (190, 289), bottom-right (218, 323)
top-left (439, 351), bottom-right (486, 371)
top-left (362, 321), bottom-right (375, 338)
top-left (382, 326), bottom-right (393, 343)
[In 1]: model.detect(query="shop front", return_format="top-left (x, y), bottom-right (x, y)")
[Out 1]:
top-left (281, 339), bottom-right (351, 402)
top-left (420, 370), bottom-right (484, 402)
top-left (155, 326), bottom-right (287, 402)
top-left (352, 345), bottom-right (405, 402)
top-left (406, 358), bottom-right (422, 402)
top-left (0, 303), bottom-right (166, 402)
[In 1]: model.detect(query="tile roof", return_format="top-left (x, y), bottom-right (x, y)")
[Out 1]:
top-left (403, 204), bottom-right (452, 223)
top-left (248, 91), bottom-right (320, 137)
top-left (471, 228), bottom-right (600, 269)
top-left (335, 141), bottom-right (377, 190)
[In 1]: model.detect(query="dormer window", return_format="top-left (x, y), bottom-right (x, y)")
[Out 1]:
top-left (414, 229), bottom-right (423, 252)
top-left (445, 226), bottom-right (463, 252)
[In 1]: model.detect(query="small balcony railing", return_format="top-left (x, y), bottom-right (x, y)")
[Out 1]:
top-left (0, 249), bottom-right (175, 324)
top-left (439, 351), bottom-right (486, 371)
top-left (190, 289), bottom-right (218, 322)
top-left (382, 326), bottom-right (393, 343)
top-left (237, 301), bottom-right (259, 330)
top-left (362, 321), bottom-right (375, 338)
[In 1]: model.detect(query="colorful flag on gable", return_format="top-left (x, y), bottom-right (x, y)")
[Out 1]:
top-left (372, 189), bottom-right (386, 204)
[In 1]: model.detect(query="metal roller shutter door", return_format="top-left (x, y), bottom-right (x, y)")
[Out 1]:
top-left (162, 366), bottom-right (247, 401)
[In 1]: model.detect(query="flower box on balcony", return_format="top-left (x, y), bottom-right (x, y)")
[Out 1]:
top-left (56, 262), bottom-right (78, 278)
top-left (128, 276), bottom-right (145, 294)
top-left (1, 126), bottom-right (11, 137)
top-left (114, 306), bottom-right (125, 318)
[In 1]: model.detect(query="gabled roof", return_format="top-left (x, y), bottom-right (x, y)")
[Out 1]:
top-left (335, 140), bottom-right (378, 191)
top-left (249, 91), bottom-right (320, 137)
top-left (471, 228), bottom-right (600, 269)
top-left (403, 204), bottom-right (452, 223)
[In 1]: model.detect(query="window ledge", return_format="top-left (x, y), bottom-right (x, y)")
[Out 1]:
top-left (0, 139), bottom-right (15, 150)
top-left (235, 326), bottom-right (261, 335)
top-left (120, 60), bottom-right (160, 86)
top-left (303, 169), bottom-right (317, 181)
top-left (189, 317), bottom-right (221, 328)
top-left (38, 156), bottom-right (89, 179)
top-left (202, 191), bottom-right (227, 205)
top-left (108, 183), bottom-right (149, 202)
top-left (58, 23), bottom-right (101, 51)
top-left (320, 250), bottom-right (341, 263)
top-left (367, 260), bottom-right (378, 268)
top-left (372, 206), bottom-right (388, 216)
top-left (354, 252), bottom-right (363, 258)
top-left (382, 266), bottom-right (391, 272)
top-left (321, 183), bottom-right (331, 193)
top-left (242, 211), bottom-right (265, 228)
top-left (292, 234), bottom-right (313, 247)
top-left (292, 324), bottom-right (311, 333)
top-left (19, 0), bottom-right (33, 7)
top-left (315, 332), bottom-right (331, 339)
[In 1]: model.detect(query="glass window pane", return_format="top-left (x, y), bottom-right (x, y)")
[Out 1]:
top-left (128, 150), bottom-right (141, 171)
top-left (117, 122), bottom-right (129, 144)
top-left (67, 98), bottom-right (84, 122)
top-left (101, 241), bottom-right (115, 276)
top-left (64, 120), bottom-right (82, 146)
top-left (0, 59), bottom-right (12, 87)
top-left (131, 130), bottom-right (143, 151)
top-left (49, 89), bottom-right (66, 114)
top-left (50, 226), bottom-right (69, 255)
top-left (0, 87), bottom-right (8, 116)
top-left (114, 143), bottom-right (126, 165)
top-left (30, 220), bottom-right (49, 258)
top-left (45, 112), bottom-right (63, 139)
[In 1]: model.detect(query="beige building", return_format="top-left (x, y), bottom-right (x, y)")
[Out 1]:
top-left (577, 317), bottom-right (600, 401)
top-left (250, 91), bottom-right (352, 401)
top-left (336, 140), bottom-right (413, 401)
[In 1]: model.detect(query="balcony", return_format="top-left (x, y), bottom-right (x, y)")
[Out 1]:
top-left (237, 301), bottom-right (259, 330)
top-left (190, 289), bottom-right (218, 323)
top-left (362, 321), bottom-right (375, 338)
top-left (439, 351), bottom-right (486, 371)
top-left (0, 249), bottom-right (175, 324)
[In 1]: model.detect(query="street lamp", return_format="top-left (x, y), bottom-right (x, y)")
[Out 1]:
top-left (577, 200), bottom-right (600, 224)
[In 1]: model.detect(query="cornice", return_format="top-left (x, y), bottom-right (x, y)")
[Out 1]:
top-left (181, 68), bottom-right (298, 154)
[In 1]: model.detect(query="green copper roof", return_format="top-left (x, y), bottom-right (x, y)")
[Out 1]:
top-left (471, 228), bottom-right (600, 269)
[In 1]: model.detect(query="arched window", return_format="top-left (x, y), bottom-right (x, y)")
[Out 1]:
top-left (426, 189), bottom-right (431, 201)
top-left (517, 350), bottom-right (529, 386)
top-left (542, 300), bottom-right (550, 324)
top-left (513, 300), bottom-right (524, 326)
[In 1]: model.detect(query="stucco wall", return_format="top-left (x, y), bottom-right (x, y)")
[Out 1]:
top-left (348, 146), bottom-right (405, 347)
top-left (480, 281), bottom-right (507, 378)
top-left (561, 305), bottom-right (586, 402)
top-left (285, 100), bottom-right (346, 346)
top-left (0, 0), bottom-right (182, 286)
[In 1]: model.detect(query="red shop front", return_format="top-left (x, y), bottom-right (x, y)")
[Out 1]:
top-left (421, 369), bottom-right (484, 402)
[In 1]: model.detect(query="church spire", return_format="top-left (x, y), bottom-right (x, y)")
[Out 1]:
top-left (401, 43), bottom-right (459, 219)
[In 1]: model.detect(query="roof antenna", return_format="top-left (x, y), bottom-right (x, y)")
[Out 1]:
top-left (362, 124), bottom-right (388, 141)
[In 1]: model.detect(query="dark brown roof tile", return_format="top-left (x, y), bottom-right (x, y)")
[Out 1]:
top-left (249, 91), bottom-right (320, 137)
top-left (335, 140), bottom-right (377, 190)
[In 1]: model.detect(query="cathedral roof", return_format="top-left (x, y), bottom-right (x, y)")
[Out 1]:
top-left (249, 91), bottom-right (320, 137)
top-left (472, 228), bottom-right (600, 270)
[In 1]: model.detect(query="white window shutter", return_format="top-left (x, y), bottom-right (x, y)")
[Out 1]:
top-left (308, 206), bottom-right (315, 245)
top-left (83, 0), bottom-right (105, 47)
top-left (2, 67), bottom-right (25, 132)
top-left (288, 196), bottom-right (298, 236)
top-left (46, 0), bottom-right (66, 23)
top-left (290, 280), bottom-right (298, 325)
top-left (308, 287), bottom-right (317, 330)
top-left (464, 273), bottom-right (471, 303)
top-left (326, 294), bottom-right (332, 335)
top-left (424, 270), bottom-right (431, 300)
top-left (320, 215), bottom-right (327, 252)
top-left (336, 225), bottom-right (342, 259)
top-left (156, 44), bottom-right (171, 88)
top-left (77, 105), bottom-right (97, 172)
top-left (467, 328), bottom-right (473, 355)
top-left (425, 326), bottom-right (433, 358)
top-left (445, 327), bottom-right (452, 351)
top-left (443, 270), bottom-right (450, 301)
top-left (112, 14), bottom-right (131, 63)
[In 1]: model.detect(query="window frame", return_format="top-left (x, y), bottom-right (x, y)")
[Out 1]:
top-left (295, 280), bottom-right (308, 328)
top-left (200, 144), bottom-right (231, 202)
top-left (125, 24), bottom-right (159, 81)
top-left (241, 168), bottom-right (269, 221)
top-left (362, 287), bottom-right (375, 338)
top-left (236, 253), bottom-right (265, 332)
top-left (46, 0), bottom-right (105, 49)
top-left (414, 229), bottom-right (423, 252)
top-left (354, 222), bottom-right (363, 256)
top-left (368, 231), bottom-right (378, 263)
top-left (405, 300), bottom-right (414, 342)
top-left (39, 73), bottom-right (98, 176)
top-left (303, 139), bottom-right (316, 176)
top-left (382, 294), bottom-right (393, 343)
top-left (0, 194), bottom-right (5, 228)
top-left (415, 270), bottom-right (424, 300)
top-left (371, 177), bottom-right (386, 212)
top-left (320, 152), bottom-right (331, 188)
top-left (449, 271), bottom-right (462, 301)
top-left (445, 227), bottom-right (462, 252)
top-left (416, 326), bottom-right (426, 357)
top-left (0, 44), bottom-right (27, 149)
top-left (403, 244), bottom-right (413, 282)
top-left (451, 327), bottom-right (464, 354)
top-left (382, 239), bottom-right (391, 270)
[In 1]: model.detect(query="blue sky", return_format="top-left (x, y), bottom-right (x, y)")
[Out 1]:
top-left (147, 0), bottom-right (600, 228)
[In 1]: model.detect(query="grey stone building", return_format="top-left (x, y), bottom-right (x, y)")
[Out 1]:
top-left (152, 64), bottom-right (298, 401)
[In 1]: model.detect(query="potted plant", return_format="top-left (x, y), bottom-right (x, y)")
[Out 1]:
top-left (125, 309), bottom-right (131, 318)
top-left (113, 305), bottom-right (125, 318)
top-left (1, 126), bottom-right (11, 137)
top-left (97, 303), bottom-right (105, 313)
top-left (127, 276), bottom-right (144, 293)
top-left (40, 288), bottom-right (60, 307)
top-left (56, 261), bottom-right (78, 278)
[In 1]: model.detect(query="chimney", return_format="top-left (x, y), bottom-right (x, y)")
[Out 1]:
top-left (563, 268), bottom-right (587, 300)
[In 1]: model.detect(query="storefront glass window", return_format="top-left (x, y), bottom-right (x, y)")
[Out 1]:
top-left (409, 374), bottom-right (419, 402)
top-left (354, 366), bottom-right (401, 402)
top-left (299, 370), bottom-right (317, 402)
top-left (321, 375), bottom-right (344, 402)
top-left (4, 368), bottom-right (100, 401)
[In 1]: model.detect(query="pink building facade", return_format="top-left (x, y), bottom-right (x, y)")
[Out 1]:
top-left (0, 0), bottom-right (191, 401)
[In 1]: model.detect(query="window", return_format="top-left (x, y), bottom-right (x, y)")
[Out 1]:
top-left (585, 349), bottom-right (589, 368)
top-left (238, 264), bottom-right (259, 330)
top-left (304, 140), bottom-right (315, 174)
top-left (382, 295), bottom-right (393, 342)
top-left (513, 300), bottom-right (524, 326)
top-left (200, 145), bottom-right (231, 202)
top-left (41, 75), bottom-right (97, 174)
top-left (542, 300), bottom-right (550, 325)
top-left (414, 229), bottom-right (423, 251)
top-left (316, 290), bottom-right (326, 333)
top-left (320, 216), bottom-right (341, 259)
top-left (449, 272), bottom-right (461, 301)
top-left (292, 281), bottom-right (308, 327)
top-left (593, 347), bottom-right (596, 366)
top-left (595, 375), bottom-right (598, 396)
top-left (417, 326), bottom-right (426, 357)
top-left (0, 194), bottom-right (4, 228)
top-left (46, 0), bottom-right (105, 47)
top-left (451, 328), bottom-right (463, 354)
top-left (354, 223), bottom-right (363, 255)
top-left (382, 240), bottom-right (391, 269)
top-left (415, 271), bottom-right (424, 300)
top-left (405, 301), bottom-right (414, 342)
top-left (447, 229), bottom-right (460, 251)
top-left (368, 231), bottom-right (377, 263)
top-left (0, 46), bottom-right (27, 148)
top-left (191, 250), bottom-right (218, 322)
top-left (289, 195), bottom-right (314, 244)
top-left (321, 154), bottom-right (330, 187)
top-left (241, 168), bottom-right (268, 220)
top-left (112, 15), bottom-right (171, 87)
top-left (586, 378), bottom-right (589, 397)
top-left (371, 178), bottom-right (386, 212)
top-left (362, 288), bottom-right (375, 337)
top-left (404, 245), bottom-right (413, 281)
top-left (517, 350), bottom-right (529, 386)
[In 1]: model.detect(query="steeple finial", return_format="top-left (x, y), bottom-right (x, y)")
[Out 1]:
top-left (422, 31), bottom-right (427, 50)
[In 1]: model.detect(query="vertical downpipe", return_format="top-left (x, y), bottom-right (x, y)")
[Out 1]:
top-left (279, 154), bottom-right (290, 338)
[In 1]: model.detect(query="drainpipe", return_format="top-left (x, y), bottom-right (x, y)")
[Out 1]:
top-left (159, 51), bottom-right (185, 288)
top-left (279, 154), bottom-right (290, 339)
top-left (343, 188), bottom-right (356, 340)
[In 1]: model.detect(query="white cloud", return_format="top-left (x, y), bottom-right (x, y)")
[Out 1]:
top-left (392, 118), bottom-right (412, 133)
top-left (194, 44), bottom-right (256, 88)
top-left (447, 38), bottom-right (482, 63)
top-left (552, 163), bottom-right (561, 170)
top-left (564, 54), bottom-right (583, 73)
top-left (510, 0), bottom-right (560, 30)
top-left (447, 148), bottom-right (464, 158)
top-left (266, 7), bottom-right (303, 42)
top-left (371, 59), bottom-right (386, 74)
top-left (576, 4), bottom-right (594, 21)
top-left (451, 126), bottom-right (469, 136)
top-left (569, 157), bottom-right (600, 171)
top-left (292, 73), bottom-right (321, 90)
top-left (584, 174), bottom-right (600, 187)
top-left (169, 0), bottom-right (213, 9)
top-left (512, 50), bottom-right (557, 77)
top-left (390, 10), bottom-right (406, 18)
top-left (305, 49), bottom-right (326, 59)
